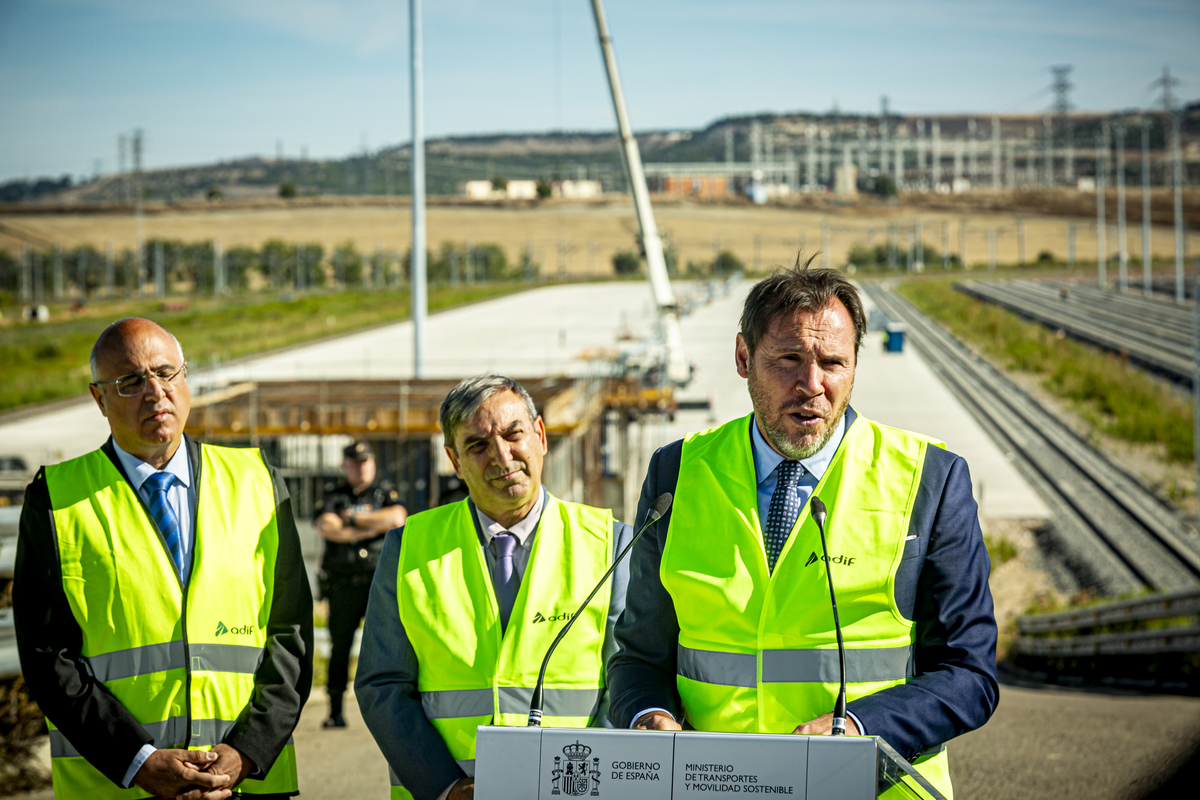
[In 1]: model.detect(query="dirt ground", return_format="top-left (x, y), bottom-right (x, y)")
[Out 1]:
top-left (3, 197), bottom-right (1197, 277)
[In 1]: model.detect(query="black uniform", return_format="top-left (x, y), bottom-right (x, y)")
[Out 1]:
top-left (317, 478), bottom-right (401, 716)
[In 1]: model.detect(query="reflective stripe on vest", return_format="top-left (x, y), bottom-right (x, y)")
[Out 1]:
top-left (44, 444), bottom-right (298, 799)
top-left (420, 686), bottom-right (603, 719)
top-left (677, 644), bottom-right (913, 686)
top-left (84, 642), bottom-right (265, 682)
top-left (398, 494), bottom-right (612, 775)
top-left (662, 413), bottom-right (954, 799)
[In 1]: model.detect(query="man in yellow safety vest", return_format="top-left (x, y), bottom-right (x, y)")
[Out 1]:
top-left (607, 266), bottom-right (998, 799)
top-left (14, 318), bottom-right (313, 800)
top-left (356, 375), bottom-right (633, 800)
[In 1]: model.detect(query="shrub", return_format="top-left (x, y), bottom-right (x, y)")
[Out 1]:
top-left (612, 251), bottom-right (641, 275)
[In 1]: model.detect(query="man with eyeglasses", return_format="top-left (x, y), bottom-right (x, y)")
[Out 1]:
top-left (13, 317), bottom-right (313, 800)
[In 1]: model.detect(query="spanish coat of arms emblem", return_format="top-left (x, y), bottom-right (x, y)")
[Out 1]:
top-left (550, 740), bottom-right (600, 796)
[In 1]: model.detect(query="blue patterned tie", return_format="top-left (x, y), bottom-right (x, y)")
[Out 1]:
top-left (764, 460), bottom-right (803, 572)
top-left (492, 532), bottom-right (519, 633)
top-left (144, 471), bottom-right (184, 577)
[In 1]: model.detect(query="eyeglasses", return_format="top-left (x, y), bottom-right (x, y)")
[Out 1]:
top-left (92, 364), bottom-right (188, 397)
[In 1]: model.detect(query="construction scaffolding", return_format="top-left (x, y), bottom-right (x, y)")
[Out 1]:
top-left (185, 376), bottom-right (676, 523)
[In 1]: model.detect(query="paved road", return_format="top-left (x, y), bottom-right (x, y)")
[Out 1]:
top-left (950, 679), bottom-right (1200, 799)
top-left (14, 680), bottom-right (1197, 800)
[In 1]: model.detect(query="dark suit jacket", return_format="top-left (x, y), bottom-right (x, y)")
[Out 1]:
top-left (607, 409), bottom-right (999, 761)
top-left (13, 435), bottom-right (314, 787)
top-left (355, 499), bottom-right (633, 800)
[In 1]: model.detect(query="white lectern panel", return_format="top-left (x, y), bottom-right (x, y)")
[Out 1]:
top-left (671, 731), bottom-right (809, 796)
top-left (475, 726), bottom-right (541, 800)
top-left (540, 727), bottom-right (676, 799)
top-left (807, 736), bottom-right (877, 800)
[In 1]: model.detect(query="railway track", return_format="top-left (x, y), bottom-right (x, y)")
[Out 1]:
top-left (864, 282), bottom-right (1200, 595)
top-left (957, 279), bottom-right (1196, 386)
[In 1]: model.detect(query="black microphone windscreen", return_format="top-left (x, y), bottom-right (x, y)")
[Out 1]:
top-left (810, 496), bottom-right (827, 520)
top-left (651, 492), bottom-right (673, 518)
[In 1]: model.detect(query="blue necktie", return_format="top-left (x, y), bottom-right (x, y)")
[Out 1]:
top-left (492, 532), bottom-right (519, 633)
top-left (764, 460), bottom-right (803, 572)
top-left (144, 471), bottom-right (184, 578)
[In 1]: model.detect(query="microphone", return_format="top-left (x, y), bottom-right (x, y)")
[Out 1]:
top-left (527, 492), bottom-right (673, 727)
top-left (810, 496), bottom-right (848, 736)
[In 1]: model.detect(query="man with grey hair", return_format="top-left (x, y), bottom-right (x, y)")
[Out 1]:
top-left (356, 375), bottom-right (633, 800)
top-left (14, 317), bottom-right (312, 800)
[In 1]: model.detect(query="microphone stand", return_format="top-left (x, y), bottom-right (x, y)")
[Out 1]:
top-left (527, 492), bottom-right (673, 727)
top-left (810, 497), bottom-right (848, 736)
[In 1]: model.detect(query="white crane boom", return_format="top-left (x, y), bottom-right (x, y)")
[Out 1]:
top-left (590, 0), bottom-right (690, 385)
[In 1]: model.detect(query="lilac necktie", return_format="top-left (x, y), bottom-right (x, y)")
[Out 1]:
top-left (492, 532), bottom-right (519, 632)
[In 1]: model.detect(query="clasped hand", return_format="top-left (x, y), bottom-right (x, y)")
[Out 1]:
top-left (133, 744), bottom-right (254, 800)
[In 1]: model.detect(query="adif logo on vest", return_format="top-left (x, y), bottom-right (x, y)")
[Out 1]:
top-left (804, 551), bottom-right (856, 567)
top-left (532, 610), bottom-right (577, 624)
top-left (214, 621), bottom-right (255, 636)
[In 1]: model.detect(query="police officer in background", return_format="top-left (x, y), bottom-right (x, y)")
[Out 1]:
top-left (315, 441), bottom-right (407, 729)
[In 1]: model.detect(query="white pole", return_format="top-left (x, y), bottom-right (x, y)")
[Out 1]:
top-left (1142, 118), bottom-right (1153, 296)
top-left (893, 137), bottom-right (902, 191)
top-left (932, 122), bottom-right (941, 188)
top-left (19, 244), bottom-right (30, 303)
top-left (1173, 111), bottom-right (1185, 304)
top-left (133, 130), bottom-right (144, 297)
top-left (1193, 256), bottom-right (1200, 499)
top-left (53, 243), bottom-right (63, 300)
top-left (1116, 124), bottom-right (1128, 291)
top-left (991, 116), bottom-right (1001, 189)
top-left (1097, 133), bottom-right (1107, 289)
top-left (411, 0), bottom-right (428, 376)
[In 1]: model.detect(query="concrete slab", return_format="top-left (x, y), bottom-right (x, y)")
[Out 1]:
top-left (0, 279), bottom-right (1047, 521)
top-left (0, 282), bottom-right (670, 467)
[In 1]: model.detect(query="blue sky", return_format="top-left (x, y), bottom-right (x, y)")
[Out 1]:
top-left (1, 0), bottom-right (1198, 182)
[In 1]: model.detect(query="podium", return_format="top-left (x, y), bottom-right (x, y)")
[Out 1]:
top-left (474, 726), bottom-right (946, 800)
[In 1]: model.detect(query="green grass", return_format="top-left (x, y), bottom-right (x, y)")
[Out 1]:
top-left (984, 534), bottom-right (1018, 574)
top-left (897, 278), bottom-right (1195, 461)
top-left (0, 282), bottom-right (535, 413)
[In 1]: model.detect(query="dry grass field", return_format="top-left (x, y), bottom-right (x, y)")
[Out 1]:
top-left (3, 194), bottom-right (1197, 274)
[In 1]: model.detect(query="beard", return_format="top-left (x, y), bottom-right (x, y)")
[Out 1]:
top-left (747, 365), bottom-right (851, 460)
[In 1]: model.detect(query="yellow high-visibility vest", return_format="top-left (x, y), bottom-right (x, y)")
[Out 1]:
top-left (395, 494), bottom-right (613, 800)
top-left (663, 413), bottom-right (953, 798)
top-left (44, 444), bottom-right (299, 799)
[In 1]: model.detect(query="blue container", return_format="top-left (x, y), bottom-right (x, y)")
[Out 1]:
top-left (885, 324), bottom-right (906, 353)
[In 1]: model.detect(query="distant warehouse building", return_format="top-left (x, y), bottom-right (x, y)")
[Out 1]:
top-left (461, 179), bottom-right (539, 200)
top-left (554, 179), bottom-right (602, 199)
top-left (462, 178), bottom-right (600, 200)
top-left (657, 175), bottom-right (728, 198)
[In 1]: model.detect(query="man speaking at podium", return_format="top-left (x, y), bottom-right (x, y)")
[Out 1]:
top-left (356, 376), bottom-right (633, 800)
top-left (608, 267), bottom-right (998, 799)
